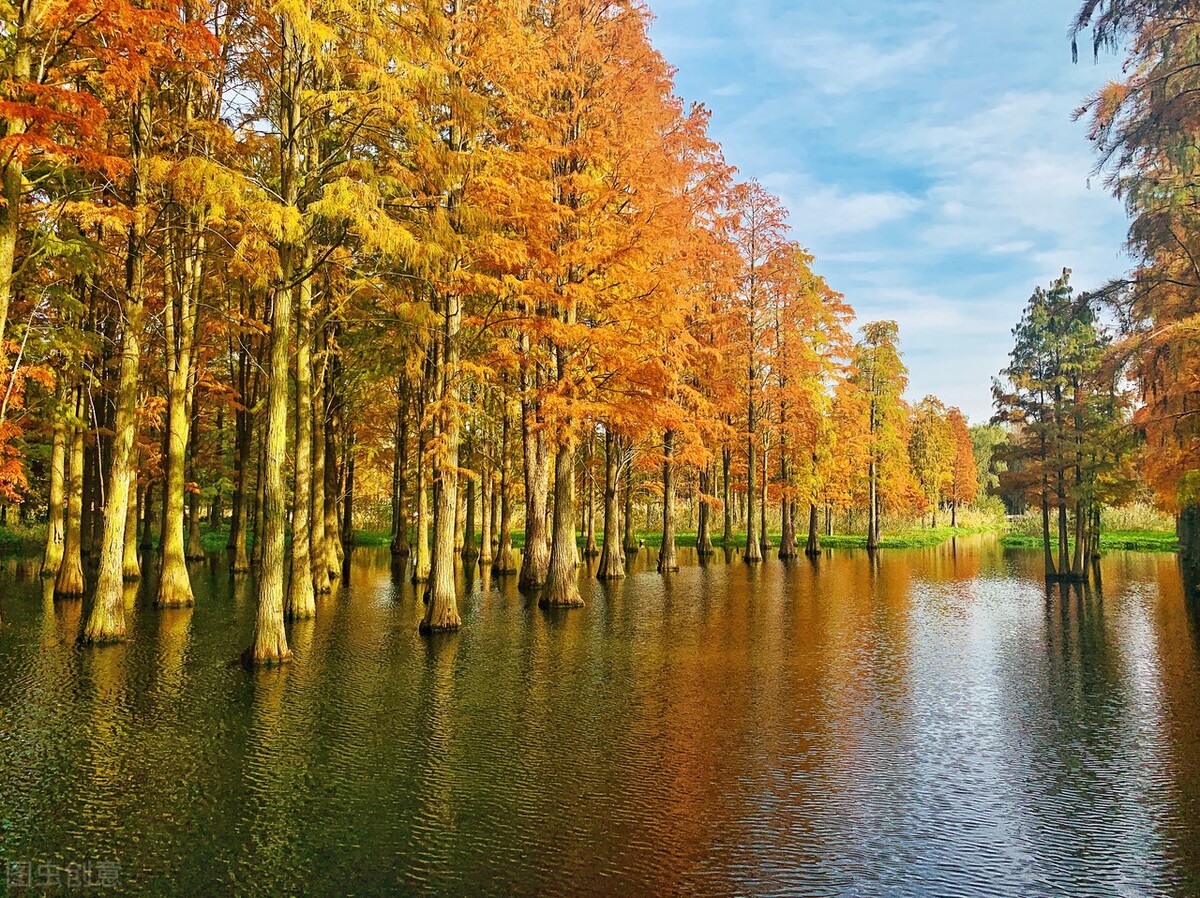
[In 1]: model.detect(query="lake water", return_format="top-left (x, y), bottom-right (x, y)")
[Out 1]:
top-left (1, 537), bottom-right (1198, 897)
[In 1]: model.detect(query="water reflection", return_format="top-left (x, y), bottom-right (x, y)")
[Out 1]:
top-left (0, 539), bottom-right (1196, 896)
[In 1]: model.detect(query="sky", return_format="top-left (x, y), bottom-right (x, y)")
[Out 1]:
top-left (645, 0), bottom-right (1132, 424)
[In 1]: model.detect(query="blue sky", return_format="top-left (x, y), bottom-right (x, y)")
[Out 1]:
top-left (646, 0), bottom-right (1131, 424)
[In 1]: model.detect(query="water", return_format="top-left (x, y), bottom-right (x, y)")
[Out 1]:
top-left (1, 537), bottom-right (1198, 897)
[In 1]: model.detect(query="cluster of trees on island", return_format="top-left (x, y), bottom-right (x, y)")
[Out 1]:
top-left (2, 0), bottom-right (992, 664)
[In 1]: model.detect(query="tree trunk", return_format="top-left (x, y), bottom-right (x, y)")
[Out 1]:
top-left (657, 429), bottom-right (678, 574)
top-left (696, 464), bottom-right (714, 557)
top-left (721, 446), bottom-right (733, 545)
top-left (540, 435), bottom-right (582, 607)
top-left (323, 353), bottom-right (343, 577)
top-left (462, 474), bottom-right (478, 568)
top-left (245, 270), bottom-right (292, 665)
top-left (341, 431), bottom-right (355, 554)
top-left (805, 502), bottom-right (820, 556)
top-left (391, 377), bottom-right (410, 557)
top-left (744, 429), bottom-right (762, 563)
top-left (1179, 505), bottom-right (1200, 598)
top-left (155, 302), bottom-right (197, 605)
top-left (310, 362), bottom-right (330, 593)
top-left (54, 391), bottom-right (86, 598)
top-left (185, 485), bottom-right (205, 560)
top-left (597, 428), bottom-right (625, 580)
top-left (867, 458), bottom-right (879, 552)
top-left (123, 468), bottom-right (141, 581)
top-left (1041, 477), bottom-right (1056, 578)
top-left (623, 443), bottom-right (638, 553)
top-left (82, 140), bottom-right (149, 642)
top-left (479, 455), bottom-right (493, 568)
top-left (493, 399), bottom-right (518, 575)
top-left (41, 380), bottom-right (68, 578)
top-left (285, 264), bottom-right (316, 621)
top-left (519, 379), bottom-right (550, 589)
top-left (422, 289), bottom-right (462, 632)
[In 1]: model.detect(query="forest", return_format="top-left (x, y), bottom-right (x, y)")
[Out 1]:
top-left (1, 0), bottom-right (1198, 669)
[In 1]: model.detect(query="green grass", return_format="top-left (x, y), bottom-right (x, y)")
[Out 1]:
top-left (0, 523), bottom-right (47, 553)
top-left (361, 523), bottom-right (1003, 553)
top-left (999, 529), bottom-right (1179, 553)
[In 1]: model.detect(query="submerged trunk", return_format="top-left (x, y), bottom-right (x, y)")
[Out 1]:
top-left (519, 386), bottom-right (550, 589)
top-left (696, 465), bottom-right (714, 557)
top-left (1041, 478), bottom-right (1056, 578)
top-left (493, 400), bottom-right (518, 575)
top-left (597, 428), bottom-right (625, 580)
top-left (41, 384), bottom-right (68, 578)
top-left (155, 325), bottom-right (196, 606)
top-left (246, 269), bottom-right (293, 666)
top-left (540, 436), bottom-right (582, 607)
top-left (185, 485), bottom-right (204, 560)
top-left (805, 502), bottom-right (820, 556)
top-left (583, 433), bottom-right (598, 558)
top-left (285, 266), bottom-right (316, 621)
top-left (82, 139), bottom-right (149, 641)
top-left (422, 289), bottom-right (462, 632)
top-left (721, 446), bottom-right (733, 545)
top-left (657, 429), bottom-right (678, 574)
top-left (1179, 505), bottom-right (1200, 598)
top-left (391, 379), bottom-right (410, 557)
top-left (310, 369), bottom-right (330, 594)
top-left (623, 445), bottom-right (638, 553)
top-left (54, 395), bottom-right (86, 598)
top-left (323, 360), bottom-right (343, 577)
top-left (744, 433), bottom-right (762, 563)
top-left (462, 474), bottom-right (478, 567)
top-left (866, 459), bottom-right (879, 552)
top-left (122, 471), bottom-right (140, 581)
top-left (412, 427), bottom-right (431, 583)
top-left (480, 457), bottom-right (493, 568)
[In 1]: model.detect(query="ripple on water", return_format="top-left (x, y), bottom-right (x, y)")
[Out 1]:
top-left (0, 540), bottom-right (1198, 896)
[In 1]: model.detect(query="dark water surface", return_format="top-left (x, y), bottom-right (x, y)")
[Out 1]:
top-left (1, 537), bottom-right (1199, 897)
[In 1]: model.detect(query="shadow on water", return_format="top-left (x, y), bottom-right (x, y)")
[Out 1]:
top-left (0, 537), bottom-right (1199, 896)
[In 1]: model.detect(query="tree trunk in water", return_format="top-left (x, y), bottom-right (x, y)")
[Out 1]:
top-left (721, 447), bottom-right (733, 545)
top-left (744, 432), bottom-right (762, 563)
top-left (1179, 505), bottom-right (1200, 599)
top-left (412, 470), bottom-right (432, 583)
top-left (597, 429), bottom-right (625, 580)
top-left (123, 470), bottom-right (141, 581)
top-left (519, 389), bottom-right (550, 589)
top-left (623, 444), bottom-right (638, 553)
top-left (185, 485), bottom-right (205, 560)
top-left (323, 364), bottom-right (343, 577)
top-left (41, 382), bottom-right (68, 578)
top-left (493, 400), bottom-right (518, 575)
top-left (462, 474), bottom-right (478, 568)
top-left (310, 373), bottom-right (330, 593)
top-left (583, 433), bottom-right (598, 558)
top-left (141, 478), bottom-right (155, 551)
top-left (1040, 482), bottom-right (1056, 578)
top-left (779, 497), bottom-right (797, 560)
top-left (657, 429), bottom-right (678, 574)
top-left (867, 459), bottom-right (879, 552)
top-left (422, 289), bottom-right (462, 632)
top-left (805, 502), bottom-right (820, 556)
top-left (1072, 500), bottom-right (1086, 578)
top-left (391, 379), bottom-right (410, 557)
top-left (55, 392), bottom-right (87, 598)
top-left (540, 436), bottom-right (582, 607)
top-left (341, 432), bottom-right (355, 554)
top-left (155, 331), bottom-right (195, 606)
top-left (480, 457), bottom-right (493, 568)
top-left (246, 275), bottom-right (292, 665)
top-left (285, 267), bottom-right (316, 621)
top-left (696, 465), bottom-right (713, 557)
top-left (252, 423), bottom-right (266, 570)
top-left (82, 133), bottom-right (149, 641)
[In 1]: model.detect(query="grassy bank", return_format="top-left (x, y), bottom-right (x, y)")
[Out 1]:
top-left (355, 524), bottom-right (1003, 553)
top-left (999, 529), bottom-right (1179, 553)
